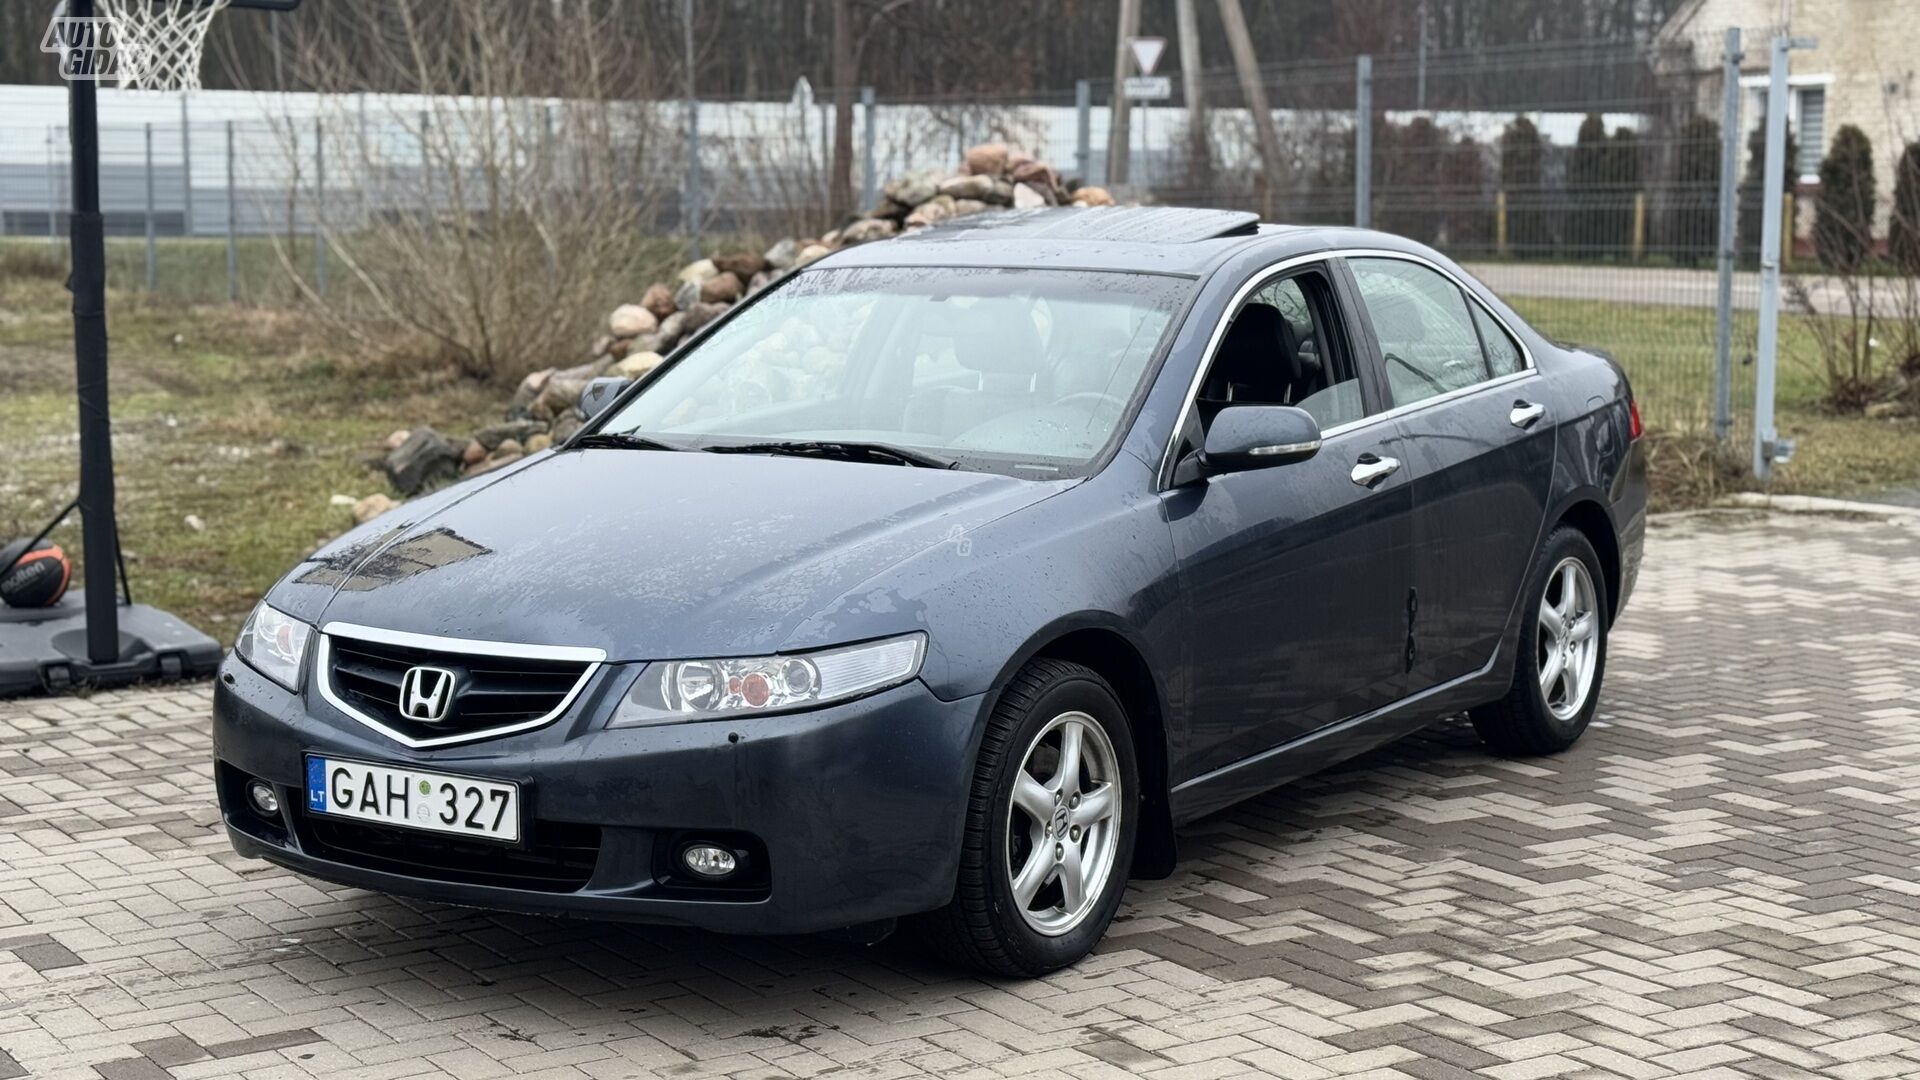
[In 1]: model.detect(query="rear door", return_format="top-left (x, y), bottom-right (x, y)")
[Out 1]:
top-left (1341, 256), bottom-right (1556, 689)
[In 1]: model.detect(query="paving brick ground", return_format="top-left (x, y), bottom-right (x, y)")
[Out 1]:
top-left (3, 507), bottom-right (1919, 1079)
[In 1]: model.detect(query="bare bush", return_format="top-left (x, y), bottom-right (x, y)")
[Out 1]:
top-left (271, 1), bottom-right (671, 382)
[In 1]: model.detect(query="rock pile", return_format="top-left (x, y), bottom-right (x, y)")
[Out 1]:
top-left (365, 145), bottom-right (1112, 506)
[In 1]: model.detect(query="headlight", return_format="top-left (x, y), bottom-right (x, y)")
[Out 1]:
top-left (608, 632), bottom-right (926, 726)
top-left (234, 602), bottom-right (313, 692)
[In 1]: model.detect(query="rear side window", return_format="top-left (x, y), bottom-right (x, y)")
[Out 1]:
top-left (1350, 258), bottom-right (1498, 407)
top-left (1472, 303), bottom-right (1526, 378)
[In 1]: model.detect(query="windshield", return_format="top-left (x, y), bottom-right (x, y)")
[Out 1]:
top-left (595, 266), bottom-right (1192, 478)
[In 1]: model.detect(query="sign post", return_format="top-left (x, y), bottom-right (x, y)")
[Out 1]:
top-left (1124, 36), bottom-right (1168, 185)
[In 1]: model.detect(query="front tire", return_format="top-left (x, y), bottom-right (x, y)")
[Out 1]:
top-left (1470, 525), bottom-right (1609, 755)
top-left (915, 659), bottom-right (1138, 977)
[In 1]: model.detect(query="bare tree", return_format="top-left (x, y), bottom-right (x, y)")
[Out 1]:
top-left (273, 0), bottom-right (671, 382)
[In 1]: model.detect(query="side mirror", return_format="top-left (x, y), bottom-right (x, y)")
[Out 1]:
top-left (1198, 405), bottom-right (1322, 475)
top-left (579, 376), bottom-right (633, 420)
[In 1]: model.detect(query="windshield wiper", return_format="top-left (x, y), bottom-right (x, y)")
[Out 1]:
top-left (703, 440), bottom-right (955, 469)
top-left (569, 431), bottom-right (687, 452)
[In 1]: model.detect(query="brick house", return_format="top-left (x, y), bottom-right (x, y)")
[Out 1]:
top-left (1657, 0), bottom-right (1920, 236)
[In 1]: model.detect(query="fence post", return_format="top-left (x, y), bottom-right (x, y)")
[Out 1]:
top-left (313, 116), bottom-right (327, 295)
top-left (180, 95), bottom-right (194, 237)
top-left (145, 122), bottom-right (157, 292)
top-left (226, 120), bottom-right (237, 302)
top-left (682, 0), bottom-right (701, 259)
top-left (1495, 190), bottom-right (1509, 255)
top-left (1712, 26), bottom-right (1742, 443)
top-left (860, 86), bottom-right (878, 211)
top-left (1753, 35), bottom-right (1816, 482)
top-left (46, 127), bottom-right (59, 251)
top-left (1631, 193), bottom-right (1646, 260)
top-left (1354, 55), bottom-right (1372, 229)
top-left (1074, 79), bottom-right (1092, 183)
top-left (419, 110), bottom-right (432, 212)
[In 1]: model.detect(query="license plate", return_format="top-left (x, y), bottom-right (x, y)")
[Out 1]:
top-left (305, 756), bottom-right (520, 843)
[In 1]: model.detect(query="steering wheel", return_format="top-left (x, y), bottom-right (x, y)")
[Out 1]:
top-left (1053, 391), bottom-right (1126, 413)
top-left (1384, 352), bottom-right (1446, 394)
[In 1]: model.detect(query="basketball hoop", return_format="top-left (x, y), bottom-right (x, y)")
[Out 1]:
top-left (96, 0), bottom-right (231, 92)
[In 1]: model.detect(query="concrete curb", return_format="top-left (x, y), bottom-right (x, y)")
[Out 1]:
top-left (1712, 492), bottom-right (1920, 518)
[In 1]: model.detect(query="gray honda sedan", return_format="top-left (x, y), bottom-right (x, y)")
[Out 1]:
top-left (215, 208), bottom-right (1646, 976)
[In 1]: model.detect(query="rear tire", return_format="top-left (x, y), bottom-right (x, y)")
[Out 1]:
top-left (914, 659), bottom-right (1138, 977)
top-left (1470, 525), bottom-right (1609, 755)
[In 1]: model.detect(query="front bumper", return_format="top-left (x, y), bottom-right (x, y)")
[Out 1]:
top-left (213, 656), bottom-right (986, 935)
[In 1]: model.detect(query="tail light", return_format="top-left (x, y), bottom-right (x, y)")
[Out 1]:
top-left (1627, 393), bottom-right (1643, 441)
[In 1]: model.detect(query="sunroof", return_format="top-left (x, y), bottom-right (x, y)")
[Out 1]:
top-left (909, 206), bottom-right (1261, 244)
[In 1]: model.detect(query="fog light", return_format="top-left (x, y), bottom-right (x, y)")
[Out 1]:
top-left (681, 844), bottom-right (737, 878)
top-left (246, 780), bottom-right (280, 817)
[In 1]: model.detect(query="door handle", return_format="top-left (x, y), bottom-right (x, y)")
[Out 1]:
top-left (1350, 453), bottom-right (1401, 488)
top-left (1509, 400), bottom-right (1546, 429)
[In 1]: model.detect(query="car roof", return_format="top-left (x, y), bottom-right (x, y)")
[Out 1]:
top-left (814, 207), bottom-right (1432, 279)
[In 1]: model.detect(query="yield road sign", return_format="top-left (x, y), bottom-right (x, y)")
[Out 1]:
top-left (1128, 36), bottom-right (1166, 75)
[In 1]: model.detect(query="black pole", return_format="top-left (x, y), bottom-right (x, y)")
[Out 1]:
top-left (66, 0), bottom-right (121, 666)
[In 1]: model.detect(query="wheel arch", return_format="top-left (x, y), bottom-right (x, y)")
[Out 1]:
top-left (999, 623), bottom-right (1178, 880)
top-left (1553, 497), bottom-right (1622, 623)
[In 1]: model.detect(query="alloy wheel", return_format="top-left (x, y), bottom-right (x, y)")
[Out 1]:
top-left (1005, 710), bottom-right (1123, 936)
top-left (1536, 556), bottom-right (1599, 722)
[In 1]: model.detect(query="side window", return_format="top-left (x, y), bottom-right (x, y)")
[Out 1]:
top-left (1350, 258), bottom-right (1490, 408)
top-left (1196, 269), bottom-right (1366, 434)
top-left (1472, 302), bottom-right (1525, 378)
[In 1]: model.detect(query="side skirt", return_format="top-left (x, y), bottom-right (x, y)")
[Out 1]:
top-left (1168, 652), bottom-right (1504, 825)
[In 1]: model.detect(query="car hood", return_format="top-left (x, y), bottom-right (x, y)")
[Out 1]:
top-left (299, 448), bottom-right (1069, 660)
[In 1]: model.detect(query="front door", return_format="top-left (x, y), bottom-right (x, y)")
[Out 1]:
top-left (1343, 256), bottom-right (1556, 689)
top-left (1165, 264), bottom-right (1415, 781)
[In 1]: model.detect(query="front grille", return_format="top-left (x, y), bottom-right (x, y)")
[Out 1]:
top-left (323, 631), bottom-right (594, 744)
top-left (295, 808), bottom-right (601, 893)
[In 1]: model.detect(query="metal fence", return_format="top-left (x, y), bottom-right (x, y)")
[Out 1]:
top-left (7, 27), bottom-right (1891, 462)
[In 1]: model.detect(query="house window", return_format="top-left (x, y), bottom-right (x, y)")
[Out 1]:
top-left (1795, 86), bottom-right (1826, 182)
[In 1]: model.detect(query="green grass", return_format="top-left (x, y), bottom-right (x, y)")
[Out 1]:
top-left (0, 271), bottom-right (498, 637)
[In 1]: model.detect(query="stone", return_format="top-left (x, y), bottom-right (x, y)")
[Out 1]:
top-left (839, 217), bottom-right (897, 244)
top-left (526, 433), bottom-right (553, 453)
top-left (473, 419), bottom-right (547, 451)
top-left (987, 179), bottom-right (1016, 205)
top-left (382, 428), bottom-right (412, 451)
top-left (701, 272), bottom-right (744, 304)
top-left (676, 258), bottom-right (719, 285)
top-left (950, 199), bottom-right (988, 218)
top-left (673, 279), bottom-right (702, 312)
top-left (1865, 400), bottom-right (1913, 420)
top-left (184, 514), bottom-right (205, 532)
top-left (657, 311), bottom-right (689, 347)
top-left (685, 302), bottom-right (728, 332)
top-left (590, 334), bottom-right (614, 358)
top-left (509, 368), bottom-right (555, 417)
top-left (1010, 158), bottom-right (1057, 193)
top-left (884, 168), bottom-right (941, 208)
top-left (462, 439), bottom-right (486, 465)
top-left (631, 330), bottom-right (666, 355)
top-left (939, 173), bottom-right (996, 200)
top-left (551, 410), bottom-right (584, 443)
top-left (495, 438), bottom-right (524, 458)
top-left (764, 237), bottom-right (801, 270)
top-left (383, 427), bottom-right (462, 495)
top-left (352, 493), bottom-right (399, 524)
top-left (795, 243), bottom-right (832, 267)
top-left (606, 336), bottom-right (631, 360)
top-left (821, 228), bottom-right (842, 248)
top-left (641, 282), bottom-right (676, 319)
top-left (748, 270), bottom-right (772, 293)
top-left (608, 303), bottom-right (658, 338)
top-left (1071, 185), bottom-right (1116, 207)
top-left (1012, 182), bottom-right (1048, 209)
top-left (904, 194), bottom-right (957, 228)
top-left (714, 251), bottom-right (768, 279)
top-left (964, 142), bottom-right (1010, 176)
top-left (328, 493), bottom-right (357, 507)
top-left (533, 376), bottom-right (588, 422)
top-left (611, 351), bottom-right (663, 379)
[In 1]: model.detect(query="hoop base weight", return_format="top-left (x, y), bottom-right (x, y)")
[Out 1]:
top-left (0, 591), bottom-right (223, 696)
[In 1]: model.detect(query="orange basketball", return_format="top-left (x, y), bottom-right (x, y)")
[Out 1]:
top-left (0, 540), bottom-right (72, 608)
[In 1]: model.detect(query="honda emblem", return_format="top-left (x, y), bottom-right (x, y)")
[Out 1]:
top-left (398, 665), bottom-right (457, 723)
